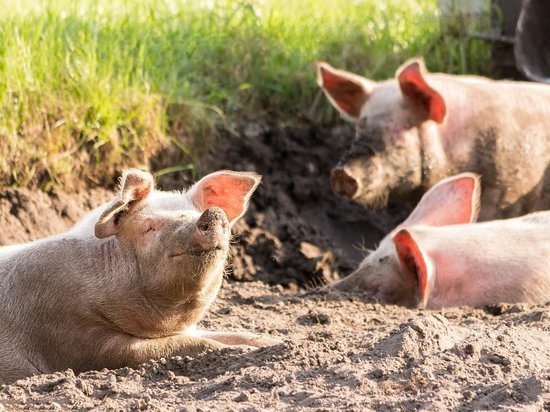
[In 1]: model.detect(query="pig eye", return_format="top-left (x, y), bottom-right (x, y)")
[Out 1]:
top-left (142, 219), bottom-right (157, 233)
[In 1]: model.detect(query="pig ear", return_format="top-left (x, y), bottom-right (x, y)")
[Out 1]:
top-left (393, 229), bottom-right (434, 309)
top-left (316, 62), bottom-right (375, 121)
top-left (404, 173), bottom-right (481, 227)
top-left (94, 169), bottom-right (154, 239)
top-left (397, 59), bottom-right (446, 123)
top-left (188, 170), bottom-right (261, 225)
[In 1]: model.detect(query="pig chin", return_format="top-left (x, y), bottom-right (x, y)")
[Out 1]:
top-left (354, 184), bottom-right (391, 210)
top-left (169, 242), bottom-right (228, 289)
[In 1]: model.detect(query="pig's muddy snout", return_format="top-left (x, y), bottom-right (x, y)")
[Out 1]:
top-left (330, 166), bottom-right (360, 199)
top-left (193, 207), bottom-right (229, 252)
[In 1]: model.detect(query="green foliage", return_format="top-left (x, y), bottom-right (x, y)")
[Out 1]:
top-left (0, 0), bottom-right (492, 188)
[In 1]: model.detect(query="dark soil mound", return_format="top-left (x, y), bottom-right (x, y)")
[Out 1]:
top-left (196, 118), bottom-right (408, 287)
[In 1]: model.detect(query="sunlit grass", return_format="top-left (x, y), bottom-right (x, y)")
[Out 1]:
top-left (0, 0), bottom-right (492, 188)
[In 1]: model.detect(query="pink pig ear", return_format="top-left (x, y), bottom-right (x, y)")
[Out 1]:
top-left (397, 59), bottom-right (446, 123)
top-left (393, 229), bottom-right (434, 308)
top-left (188, 170), bottom-right (261, 225)
top-left (316, 62), bottom-right (375, 121)
top-left (404, 173), bottom-right (481, 227)
top-left (95, 169), bottom-right (155, 239)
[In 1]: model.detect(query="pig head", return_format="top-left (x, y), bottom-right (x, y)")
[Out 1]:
top-left (327, 173), bottom-right (550, 308)
top-left (317, 58), bottom-right (550, 219)
top-left (0, 168), bottom-right (277, 384)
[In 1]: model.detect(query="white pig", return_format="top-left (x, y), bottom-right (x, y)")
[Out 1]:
top-left (328, 173), bottom-right (550, 308)
top-left (0, 169), bottom-right (277, 384)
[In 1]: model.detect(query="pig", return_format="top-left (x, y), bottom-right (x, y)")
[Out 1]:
top-left (326, 173), bottom-right (550, 308)
top-left (0, 168), bottom-right (278, 384)
top-left (317, 58), bottom-right (550, 220)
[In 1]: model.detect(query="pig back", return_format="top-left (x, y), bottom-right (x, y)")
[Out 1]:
top-left (433, 76), bottom-right (550, 218)
top-left (410, 213), bottom-right (550, 307)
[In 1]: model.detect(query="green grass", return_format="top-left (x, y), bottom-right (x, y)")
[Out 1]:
top-left (0, 0), bottom-right (492, 189)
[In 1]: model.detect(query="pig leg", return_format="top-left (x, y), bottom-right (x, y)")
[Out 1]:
top-left (193, 330), bottom-right (282, 347)
top-left (0, 354), bottom-right (45, 384)
top-left (95, 334), bottom-right (226, 370)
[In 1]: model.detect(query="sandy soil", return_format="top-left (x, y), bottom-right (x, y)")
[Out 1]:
top-left (0, 120), bottom-right (549, 410)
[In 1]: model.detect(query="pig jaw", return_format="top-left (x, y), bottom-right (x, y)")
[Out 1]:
top-left (111, 252), bottom-right (228, 339)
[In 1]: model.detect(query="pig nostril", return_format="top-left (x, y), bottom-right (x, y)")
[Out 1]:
top-left (331, 168), bottom-right (359, 198)
top-left (198, 221), bottom-right (210, 232)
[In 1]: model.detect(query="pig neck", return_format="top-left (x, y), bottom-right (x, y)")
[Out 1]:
top-left (416, 78), bottom-right (477, 189)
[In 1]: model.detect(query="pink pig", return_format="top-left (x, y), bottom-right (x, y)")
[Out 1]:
top-left (328, 173), bottom-right (550, 308)
top-left (317, 59), bottom-right (550, 220)
top-left (0, 169), bottom-right (279, 384)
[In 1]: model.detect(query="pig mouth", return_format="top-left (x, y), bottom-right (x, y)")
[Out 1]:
top-left (169, 245), bottom-right (226, 258)
top-left (355, 187), bottom-right (390, 210)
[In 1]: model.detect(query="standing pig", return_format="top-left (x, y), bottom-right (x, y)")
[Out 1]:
top-left (317, 59), bottom-right (550, 219)
top-left (0, 169), bottom-right (277, 384)
top-left (327, 173), bottom-right (550, 308)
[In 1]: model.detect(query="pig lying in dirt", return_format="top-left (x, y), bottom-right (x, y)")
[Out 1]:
top-left (0, 169), bottom-right (277, 384)
top-left (317, 58), bottom-right (550, 220)
top-left (327, 173), bottom-right (550, 308)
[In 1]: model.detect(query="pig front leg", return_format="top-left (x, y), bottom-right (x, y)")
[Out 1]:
top-left (95, 334), bottom-right (226, 370)
top-left (192, 329), bottom-right (282, 347)
top-left (94, 331), bottom-right (279, 372)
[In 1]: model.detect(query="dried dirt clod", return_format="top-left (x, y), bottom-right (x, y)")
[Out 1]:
top-left (297, 311), bottom-right (332, 326)
top-left (374, 315), bottom-right (465, 358)
top-left (234, 392), bottom-right (249, 402)
top-left (463, 342), bottom-right (481, 357)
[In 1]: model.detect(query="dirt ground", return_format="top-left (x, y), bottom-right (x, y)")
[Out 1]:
top-left (0, 120), bottom-right (549, 411)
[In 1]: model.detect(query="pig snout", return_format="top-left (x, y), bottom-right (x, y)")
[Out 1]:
top-left (193, 207), bottom-right (229, 251)
top-left (330, 166), bottom-right (360, 199)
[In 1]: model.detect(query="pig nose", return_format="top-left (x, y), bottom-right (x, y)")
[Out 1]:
top-left (331, 167), bottom-right (359, 198)
top-left (194, 207), bottom-right (228, 250)
top-left (197, 207), bottom-right (228, 233)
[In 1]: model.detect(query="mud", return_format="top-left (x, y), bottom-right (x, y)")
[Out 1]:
top-left (0, 119), bottom-right (548, 410)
